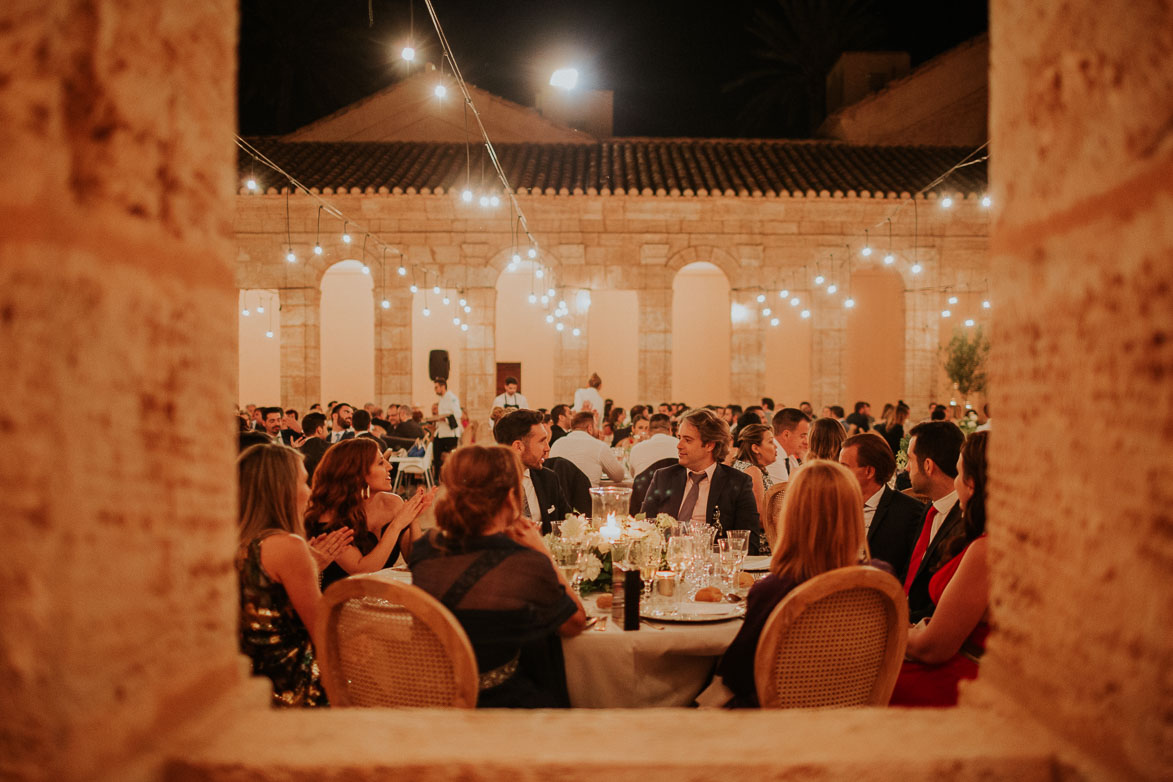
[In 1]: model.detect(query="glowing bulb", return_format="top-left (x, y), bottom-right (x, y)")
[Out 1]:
top-left (381, 299), bottom-right (390, 309)
top-left (528, 293), bottom-right (537, 304)
top-left (422, 307), bottom-right (431, 317)
top-left (948, 295), bottom-right (959, 304)
top-left (256, 305), bottom-right (264, 314)
top-left (535, 268), bottom-right (544, 279)
top-left (941, 309), bottom-right (952, 318)
top-left (549, 68), bottom-right (579, 90)
top-left (442, 296), bottom-right (450, 305)
top-left (459, 298), bottom-right (467, 307)
top-left (398, 265), bottom-right (407, 276)
top-left (410, 284), bottom-right (418, 293)
top-left (433, 84), bottom-right (447, 98)
top-left (941, 196), bottom-right (953, 209)
top-left (844, 298), bottom-right (856, 308)
top-left (814, 275), bottom-right (825, 286)
top-left (756, 293), bottom-right (766, 304)
top-left (790, 297), bottom-right (800, 307)
top-left (313, 244), bottom-right (323, 255)
top-left (770, 317), bottom-right (780, 327)
top-left (762, 307), bottom-right (772, 316)
top-left (432, 285), bottom-right (440, 294)
top-left (463, 305), bottom-right (471, 313)
top-left (361, 265), bottom-right (370, 275)
top-left (572, 328), bottom-right (581, 337)
top-left (453, 317), bottom-right (461, 326)
top-left (246, 178), bottom-right (258, 191)
top-left (479, 196), bottom-right (490, 207)
top-left (779, 289), bottom-right (789, 299)
top-left (511, 253), bottom-right (521, 265)
top-left (981, 195), bottom-right (992, 208)
top-left (911, 263), bottom-right (923, 274)
top-left (800, 309), bottom-right (811, 319)
top-left (555, 322), bottom-right (565, 332)
top-left (461, 189), bottom-right (473, 203)
top-left (545, 314), bottom-right (554, 324)
top-left (286, 250), bottom-right (296, 263)
top-left (827, 284), bottom-right (838, 294)
top-left (883, 253), bottom-right (895, 265)
top-left (401, 46), bottom-right (415, 61)
top-left (461, 323), bottom-right (469, 332)
top-left (558, 300), bottom-right (567, 309)
top-left (490, 195), bottom-right (500, 207)
top-left (242, 308), bottom-right (250, 317)
top-left (265, 330), bottom-right (273, 339)
top-left (982, 300), bottom-right (991, 309)
top-left (540, 295), bottom-right (550, 305)
top-left (342, 232), bottom-right (352, 244)
top-left (527, 248), bottom-right (537, 259)
top-left (965, 318), bottom-right (975, 327)
top-left (861, 246), bottom-right (872, 257)
top-left (547, 288), bottom-right (556, 298)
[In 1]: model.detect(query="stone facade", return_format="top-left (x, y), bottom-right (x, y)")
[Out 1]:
top-left (235, 191), bottom-right (991, 417)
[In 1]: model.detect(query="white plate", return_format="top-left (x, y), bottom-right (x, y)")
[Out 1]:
top-left (640, 602), bottom-right (746, 623)
top-left (742, 555), bottom-right (771, 572)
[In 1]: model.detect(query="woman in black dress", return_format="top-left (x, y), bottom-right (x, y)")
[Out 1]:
top-left (304, 437), bottom-right (434, 590)
top-left (409, 444), bottom-right (587, 707)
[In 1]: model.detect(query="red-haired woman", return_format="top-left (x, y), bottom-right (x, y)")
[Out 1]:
top-left (305, 437), bottom-right (434, 590)
top-left (409, 444), bottom-right (586, 708)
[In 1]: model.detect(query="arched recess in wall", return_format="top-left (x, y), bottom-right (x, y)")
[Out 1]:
top-left (238, 289), bottom-right (281, 407)
top-left (672, 262), bottom-right (731, 405)
top-left (763, 290), bottom-right (813, 408)
top-left (494, 260), bottom-right (557, 409)
top-left (320, 260), bottom-right (374, 407)
top-left (588, 289), bottom-right (639, 410)
top-left (411, 284), bottom-right (465, 407)
top-left (844, 267), bottom-right (905, 410)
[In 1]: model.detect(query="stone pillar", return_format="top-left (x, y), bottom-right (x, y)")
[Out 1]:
top-left (374, 284), bottom-right (412, 406)
top-left (459, 286), bottom-right (496, 422)
top-left (554, 321), bottom-right (589, 406)
top-left (0, 3), bottom-right (240, 781)
top-left (810, 298), bottom-right (846, 409)
top-left (730, 307), bottom-right (765, 403)
top-left (638, 287), bottom-right (673, 404)
top-left (903, 287), bottom-right (939, 414)
top-left (279, 286), bottom-right (321, 413)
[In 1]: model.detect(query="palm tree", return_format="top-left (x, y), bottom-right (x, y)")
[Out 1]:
top-left (726, 0), bottom-right (886, 137)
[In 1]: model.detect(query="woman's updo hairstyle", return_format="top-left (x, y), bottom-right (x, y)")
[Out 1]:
top-left (433, 445), bottom-right (523, 544)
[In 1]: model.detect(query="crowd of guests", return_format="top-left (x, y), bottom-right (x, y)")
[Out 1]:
top-left (235, 377), bottom-right (992, 711)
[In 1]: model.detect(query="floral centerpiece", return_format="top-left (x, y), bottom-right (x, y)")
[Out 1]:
top-left (544, 512), bottom-right (675, 594)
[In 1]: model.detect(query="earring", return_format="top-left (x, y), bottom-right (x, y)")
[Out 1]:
top-left (361, 484), bottom-right (371, 500)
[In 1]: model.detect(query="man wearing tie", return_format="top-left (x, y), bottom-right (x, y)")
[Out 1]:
top-left (640, 408), bottom-right (765, 554)
top-left (493, 409), bottom-right (571, 534)
top-left (901, 421), bottom-right (966, 622)
top-left (328, 402), bottom-right (354, 444)
top-left (766, 407), bottom-right (811, 485)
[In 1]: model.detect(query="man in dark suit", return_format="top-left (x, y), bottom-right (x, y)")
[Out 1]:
top-left (840, 432), bottom-right (924, 583)
top-left (547, 404), bottom-right (571, 446)
top-left (298, 412), bottom-right (330, 483)
top-left (901, 421), bottom-right (966, 622)
top-left (494, 409), bottom-right (572, 534)
top-left (351, 409), bottom-right (387, 450)
top-left (328, 402), bottom-right (355, 444)
top-left (640, 408), bottom-right (765, 554)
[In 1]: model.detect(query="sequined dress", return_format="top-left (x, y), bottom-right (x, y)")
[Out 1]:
top-left (237, 531), bottom-right (327, 707)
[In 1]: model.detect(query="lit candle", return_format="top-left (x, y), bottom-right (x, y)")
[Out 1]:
top-left (601, 513), bottom-right (622, 542)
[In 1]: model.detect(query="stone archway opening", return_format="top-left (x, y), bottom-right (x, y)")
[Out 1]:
top-left (845, 267), bottom-right (906, 410)
top-left (672, 261), bottom-right (731, 405)
top-left (320, 260), bottom-right (374, 406)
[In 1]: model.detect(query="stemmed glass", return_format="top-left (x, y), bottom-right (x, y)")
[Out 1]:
top-left (666, 535), bottom-right (692, 611)
top-left (551, 538), bottom-right (585, 595)
top-left (725, 529), bottom-right (751, 593)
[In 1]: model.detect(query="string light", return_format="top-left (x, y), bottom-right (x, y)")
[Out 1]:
top-left (246, 178), bottom-right (258, 191)
top-left (382, 299), bottom-right (390, 309)
top-left (535, 268), bottom-right (544, 279)
top-left (490, 195), bottom-right (500, 207)
top-left (770, 317), bottom-right (780, 327)
top-left (398, 264), bottom-right (407, 276)
top-left (242, 308), bottom-right (250, 317)
top-left (540, 295), bottom-right (550, 305)
top-left (814, 275), bottom-right (825, 286)
top-left (341, 222), bottom-right (352, 244)
top-left (884, 253), bottom-right (895, 265)
top-left (463, 305), bottom-right (471, 313)
top-left (844, 298), bottom-right (856, 308)
top-left (827, 284), bottom-right (838, 294)
top-left (546, 287), bottom-right (556, 298)
top-left (545, 314), bottom-right (554, 324)
top-left (256, 304), bottom-right (264, 314)
top-left (965, 318), bottom-right (975, 327)
top-left (981, 195), bottom-right (992, 208)
top-left (461, 323), bottom-right (469, 332)
top-left (528, 293), bottom-right (537, 304)
top-left (941, 309), bottom-right (952, 317)
top-left (940, 195), bottom-right (953, 209)
top-left (479, 195), bottom-right (490, 207)
top-left (790, 297), bottom-right (800, 307)
top-left (442, 294), bottom-right (450, 305)
top-left (313, 244), bottom-right (323, 255)
top-left (453, 317), bottom-right (461, 326)
top-left (432, 285), bottom-right (441, 294)
top-left (265, 330), bottom-right (273, 338)
top-left (762, 307), bottom-right (772, 317)
top-left (572, 328), bottom-right (581, 337)
top-left (756, 293), bottom-right (766, 303)
top-left (527, 248), bottom-right (537, 259)
top-left (861, 229), bottom-right (872, 257)
top-left (401, 45), bottom-right (416, 61)
top-left (948, 295), bottom-right (959, 304)
top-left (459, 297), bottom-right (467, 307)
top-left (461, 189), bottom-right (473, 203)
top-left (434, 83), bottom-right (447, 98)
top-left (555, 322), bottom-right (565, 332)
top-left (982, 300), bottom-right (991, 309)
top-left (800, 309), bottom-right (811, 319)
top-left (779, 289), bottom-right (789, 299)
top-left (911, 263), bottom-right (923, 275)
top-left (422, 307), bottom-right (431, 316)
top-left (410, 284), bottom-right (419, 293)
top-left (286, 249), bottom-right (296, 263)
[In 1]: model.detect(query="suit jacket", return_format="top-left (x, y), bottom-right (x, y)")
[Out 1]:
top-left (529, 466), bottom-right (573, 535)
top-left (867, 487), bottom-right (925, 584)
top-left (543, 456), bottom-right (591, 516)
top-left (640, 463), bottom-right (766, 554)
top-left (629, 457), bottom-right (679, 515)
top-left (356, 431), bottom-right (388, 450)
top-left (549, 425), bottom-right (569, 446)
top-left (299, 437), bottom-right (330, 483)
top-left (906, 501), bottom-right (965, 623)
top-left (279, 427), bottom-right (300, 446)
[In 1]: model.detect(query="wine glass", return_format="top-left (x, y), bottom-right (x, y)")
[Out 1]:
top-left (666, 535), bottom-right (692, 611)
top-left (552, 539), bottom-right (583, 595)
top-left (726, 529), bottom-right (751, 567)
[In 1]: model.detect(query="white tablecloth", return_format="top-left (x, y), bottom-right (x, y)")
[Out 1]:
top-left (562, 602), bottom-right (741, 708)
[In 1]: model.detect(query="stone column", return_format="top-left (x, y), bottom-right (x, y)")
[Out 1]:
top-left (459, 286), bottom-right (496, 422)
top-left (279, 286), bottom-right (321, 412)
top-left (638, 287), bottom-right (673, 404)
top-left (554, 321), bottom-right (589, 405)
top-left (730, 307), bottom-right (765, 402)
top-left (374, 284), bottom-right (412, 406)
top-left (903, 286), bottom-right (940, 414)
top-left (810, 297), bottom-right (847, 409)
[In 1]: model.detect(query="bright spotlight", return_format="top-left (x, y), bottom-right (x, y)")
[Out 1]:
top-left (434, 84), bottom-right (447, 98)
top-left (401, 46), bottom-right (416, 62)
top-left (549, 68), bottom-right (579, 90)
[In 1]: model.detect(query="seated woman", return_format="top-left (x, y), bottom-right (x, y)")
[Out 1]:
top-left (409, 444), bottom-right (587, 708)
top-left (236, 443), bottom-right (353, 707)
top-left (305, 437), bottom-right (434, 591)
top-left (730, 423), bottom-right (777, 523)
top-left (806, 416), bottom-right (847, 461)
top-left (713, 460), bottom-right (890, 707)
top-left (613, 415), bottom-right (650, 450)
top-left (889, 430), bottom-right (989, 706)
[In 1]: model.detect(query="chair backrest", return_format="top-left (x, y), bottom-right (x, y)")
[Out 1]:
top-left (317, 574), bottom-right (478, 708)
top-left (754, 565), bottom-right (907, 709)
top-left (400, 440), bottom-right (434, 474)
top-left (544, 456), bottom-right (592, 515)
top-left (629, 457), bottom-right (679, 514)
top-left (762, 482), bottom-right (788, 548)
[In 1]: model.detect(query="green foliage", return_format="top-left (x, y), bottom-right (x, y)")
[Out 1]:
top-left (942, 326), bottom-right (990, 397)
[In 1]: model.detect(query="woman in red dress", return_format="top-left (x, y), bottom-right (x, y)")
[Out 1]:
top-left (890, 430), bottom-right (990, 706)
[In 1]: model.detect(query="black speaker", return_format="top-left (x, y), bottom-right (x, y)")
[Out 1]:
top-left (428, 349), bottom-right (450, 382)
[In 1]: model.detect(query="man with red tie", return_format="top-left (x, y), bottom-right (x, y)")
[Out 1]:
top-left (902, 421), bottom-right (967, 623)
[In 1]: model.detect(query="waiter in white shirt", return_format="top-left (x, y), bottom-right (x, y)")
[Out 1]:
top-left (491, 376), bottom-right (529, 412)
top-left (572, 372), bottom-right (606, 422)
top-left (765, 407), bottom-right (811, 484)
top-left (424, 377), bottom-right (463, 480)
top-left (548, 411), bottom-right (625, 486)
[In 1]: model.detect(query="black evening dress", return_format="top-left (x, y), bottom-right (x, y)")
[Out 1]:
top-left (409, 529), bottom-right (578, 708)
top-left (311, 521), bottom-right (410, 591)
top-left (236, 531), bottom-right (327, 707)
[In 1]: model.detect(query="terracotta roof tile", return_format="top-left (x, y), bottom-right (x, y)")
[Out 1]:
top-left (240, 138), bottom-right (987, 197)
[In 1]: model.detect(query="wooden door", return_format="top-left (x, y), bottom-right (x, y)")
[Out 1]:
top-left (496, 362), bottom-right (521, 395)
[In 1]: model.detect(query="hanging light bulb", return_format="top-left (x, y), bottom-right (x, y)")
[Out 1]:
top-left (982, 300), bottom-right (991, 309)
top-left (547, 288), bottom-right (556, 298)
top-left (572, 327), bottom-right (581, 337)
top-left (410, 284), bottom-right (419, 293)
top-left (558, 300), bottom-right (567, 309)
top-left (770, 317), bottom-right (780, 327)
top-left (265, 330), bottom-right (274, 339)
top-left (527, 248), bottom-right (537, 259)
top-left (434, 83), bottom-right (447, 98)
top-left (535, 267), bottom-right (544, 279)
top-left (941, 196), bottom-right (954, 209)
top-left (814, 275), bottom-right (825, 286)
top-left (453, 317), bottom-right (461, 326)
top-left (490, 195), bottom-right (500, 207)
top-left (398, 265), bottom-right (407, 276)
top-left (756, 293), bottom-right (766, 304)
top-left (286, 249), bottom-right (296, 263)
top-left (442, 295), bottom-right (450, 305)
top-left (528, 293), bottom-right (537, 304)
top-left (461, 323), bottom-right (469, 332)
top-left (555, 322), bottom-right (565, 332)
top-left (844, 298), bottom-right (856, 308)
top-left (422, 307), bottom-right (431, 317)
top-left (545, 314), bottom-right (554, 324)
top-left (965, 318), bottom-right (975, 327)
top-left (246, 178), bottom-right (258, 191)
top-left (948, 295), bottom-right (959, 304)
top-left (911, 263), bottom-right (923, 274)
top-left (361, 265), bottom-right (370, 275)
top-left (762, 307), bottom-right (772, 317)
top-left (459, 297), bottom-right (467, 307)
top-left (790, 297), bottom-right (800, 307)
top-left (463, 305), bottom-right (471, 314)
top-left (800, 309), bottom-right (811, 319)
top-left (432, 285), bottom-right (441, 294)
top-left (827, 284), bottom-right (838, 294)
top-left (941, 309), bottom-right (952, 318)
top-left (540, 295), bottom-right (550, 305)
top-left (342, 231), bottom-right (352, 244)
top-left (479, 195), bottom-right (490, 207)
top-left (461, 189), bottom-right (473, 203)
top-left (313, 244), bottom-right (323, 255)
top-left (883, 253), bottom-right (895, 265)
top-left (981, 195), bottom-right (992, 208)
top-left (381, 299), bottom-right (390, 309)
top-left (401, 45), bottom-right (416, 62)
top-left (256, 304), bottom-right (264, 314)
top-left (779, 289), bottom-right (790, 299)
top-left (242, 308), bottom-right (250, 317)
top-left (861, 245), bottom-right (872, 257)
top-left (510, 253), bottom-right (521, 267)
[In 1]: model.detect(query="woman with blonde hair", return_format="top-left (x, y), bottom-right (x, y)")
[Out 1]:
top-left (807, 416), bottom-right (847, 461)
top-left (712, 460), bottom-right (893, 707)
top-left (409, 444), bottom-right (586, 708)
top-left (305, 437), bottom-right (434, 590)
top-left (236, 444), bottom-right (353, 707)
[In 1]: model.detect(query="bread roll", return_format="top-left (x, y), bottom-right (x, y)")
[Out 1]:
top-left (595, 594), bottom-right (613, 610)
top-left (737, 571), bottom-right (755, 588)
top-left (693, 586), bottom-right (723, 602)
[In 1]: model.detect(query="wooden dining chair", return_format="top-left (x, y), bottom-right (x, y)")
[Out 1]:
top-left (317, 574), bottom-right (479, 708)
top-left (762, 482), bottom-right (788, 549)
top-left (753, 565), bottom-right (907, 709)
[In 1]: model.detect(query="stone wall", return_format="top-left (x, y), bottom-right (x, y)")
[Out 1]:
top-left (0, 2), bottom-right (240, 781)
top-left (234, 192), bottom-right (991, 416)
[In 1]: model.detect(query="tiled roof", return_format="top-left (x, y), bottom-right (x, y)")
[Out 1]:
top-left (239, 138), bottom-right (987, 198)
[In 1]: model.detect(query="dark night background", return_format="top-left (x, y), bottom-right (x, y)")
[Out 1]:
top-left (238, 0), bottom-right (988, 139)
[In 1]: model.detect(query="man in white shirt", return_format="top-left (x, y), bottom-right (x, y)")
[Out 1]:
top-left (572, 372), bottom-right (606, 421)
top-left (902, 421), bottom-right (966, 622)
top-left (426, 378), bottom-right (463, 479)
top-left (766, 407), bottom-right (811, 484)
top-left (628, 413), bottom-right (679, 477)
top-left (491, 376), bottom-right (529, 413)
top-left (548, 411), bottom-right (625, 487)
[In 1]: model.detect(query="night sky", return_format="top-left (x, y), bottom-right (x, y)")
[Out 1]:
top-left (238, 0), bottom-right (989, 139)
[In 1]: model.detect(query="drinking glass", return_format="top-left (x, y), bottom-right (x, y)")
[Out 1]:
top-left (726, 529), bottom-right (751, 566)
top-left (666, 536), bottom-right (692, 610)
top-left (551, 539), bottom-right (583, 594)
